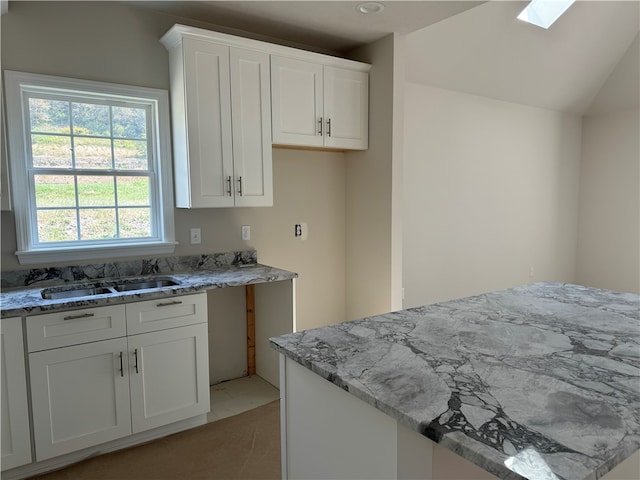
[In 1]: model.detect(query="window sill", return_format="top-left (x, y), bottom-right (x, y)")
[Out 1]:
top-left (16, 242), bottom-right (178, 265)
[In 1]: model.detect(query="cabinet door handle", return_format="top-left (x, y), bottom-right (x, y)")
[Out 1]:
top-left (119, 351), bottom-right (124, 377)
top-left (156, 300), bottom-right (183, 307)
top-left (237, 176), bottom-right (243, 196)
top-left (63, 313), bottom-right (95, 321)
top-left (326, 118), bottom-right (331, 137)
top-left (226, 175), bottom-right (232, 196)
top-left (134, 348), bottom-right (139, 374)
top-left (318, 116), bottom-right (323, 136)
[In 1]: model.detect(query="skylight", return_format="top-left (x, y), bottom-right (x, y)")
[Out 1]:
top-left (517, 0), bottom-right (576, 29)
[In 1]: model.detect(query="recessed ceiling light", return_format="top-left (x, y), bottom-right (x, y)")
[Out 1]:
top-left (356, 2), bottom-right (385, 15)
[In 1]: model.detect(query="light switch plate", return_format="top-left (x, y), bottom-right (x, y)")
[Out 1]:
top-left (190, 228), bottom-right (201, 244)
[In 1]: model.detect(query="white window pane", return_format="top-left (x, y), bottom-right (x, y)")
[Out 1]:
top-left (117, 176), bottom-right (149, 206)
top-left (72, 102), bottom-right (110, 136)
top-left (34, 175), bottom-right (76, 207)
top-left (29, 98), bottom-right (70, 134)
top-left (112, 106), bottom-right (146, 139)
top-left (74, 137), bottom-right (112, 169)
top-left (119, 208), bottom-right (151, 238)
top-left (114, 139), bottom-right (148, 170)
top-left (37, 209), bottom-right (78, 242)
top-left (79, 208), bottom-right (116, 240)
top-left (77, 176), bottom-right (115, 206)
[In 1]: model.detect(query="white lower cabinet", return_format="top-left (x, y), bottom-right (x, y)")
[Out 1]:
top-left (29, 337), bottom-right (132, 461)
top-left (1, 317), bottom-right (32, 470)
top-left (26, 293), bottom-right (210, 462)
top-left (128, 323), bottom-right (209, 433)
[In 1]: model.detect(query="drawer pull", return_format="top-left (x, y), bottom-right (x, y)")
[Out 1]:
top-left (119, 352), bottom-right (124, 377)
top-left (156, 300), bottom-right (183, 307)
top-left (63, 313), bottom-right (95, 321)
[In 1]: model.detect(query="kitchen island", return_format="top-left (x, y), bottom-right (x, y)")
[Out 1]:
top-left (270, 282), bottom-right (640, 480)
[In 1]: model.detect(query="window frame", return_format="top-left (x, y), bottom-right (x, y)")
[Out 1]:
top-left (4, 70), bottom-right (176, 265)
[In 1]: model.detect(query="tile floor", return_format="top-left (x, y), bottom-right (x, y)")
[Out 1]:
top-left (207, 375), bottom-right (280, 422)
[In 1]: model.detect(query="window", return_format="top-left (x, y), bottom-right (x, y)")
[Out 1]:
top-left (4, 71), bottom-right (175, 264)
top-left (517, 0), bottom-right (576, 29)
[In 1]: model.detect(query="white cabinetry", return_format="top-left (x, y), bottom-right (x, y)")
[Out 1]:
top-left (125, 296), bottom-right (209, 433)
top-left (271, 56), bottom-right (369, 150)
top-left (29, 336), bottom-right (132, 461)
top-left (128, 323), bottom-right (208, 432)
top-left (1, 317), bottom-right (32, 470)
top-left (26, 294), bottom-right (209, 461)
top-left (162, 29), bottom-right (272, 208)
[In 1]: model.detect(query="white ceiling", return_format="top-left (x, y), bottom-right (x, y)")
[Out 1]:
top-left (132, 0), bottom-right (639, 114)
top-left (131, 1), bottom-right (484, 54)
top-left (405, 1), bottom-right (640, 114)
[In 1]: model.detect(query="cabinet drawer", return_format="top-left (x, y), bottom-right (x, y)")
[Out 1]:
top-left (26, 305), bottom-right (126, 352)
top-left (125, 293), bottom-right (207, 335)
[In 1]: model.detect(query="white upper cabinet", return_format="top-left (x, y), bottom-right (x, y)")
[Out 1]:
top-left (271, 56), bottom-right (369, 150)
top-left (161, 25), bottom-right (371, 204)
top-left (229, 48), bottom-right (273, 207)
top-left (271, 56), bottom-right (324, 148)
top-left (162, 28), bottom-right (272, 208)
top-left (323, 66), bottom-right (369, 150)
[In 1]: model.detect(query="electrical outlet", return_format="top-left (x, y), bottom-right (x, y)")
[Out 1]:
top-left (190, 228), bottom-right (201, 245)
top-left (294, 222), bottom-right (308, 240)
top-left (242, 225), bottom-right (250, 241)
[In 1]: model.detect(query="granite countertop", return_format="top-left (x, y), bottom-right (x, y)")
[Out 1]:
top-left (1, 251), bottom-right (297, 317)
top-left (270, 282), bottom-right (640, 480)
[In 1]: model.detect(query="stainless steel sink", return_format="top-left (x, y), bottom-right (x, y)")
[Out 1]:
top-left (41, 285), bottom-right (116, 300)
top-left (114, 278), bottom-right (179, 292)
top-left (41, 277), bottom-right (180, 300)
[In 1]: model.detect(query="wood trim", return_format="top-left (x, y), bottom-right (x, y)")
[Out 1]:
top-left (246, 284), bottom-right (256, 375)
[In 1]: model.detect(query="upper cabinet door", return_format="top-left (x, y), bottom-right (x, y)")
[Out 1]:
top-left (230, 48), bottom-right (273, 207)
top-left (271, 56), bottom-right (368, 151)
top-left (323, 66), bottom-right (369, 150)
top-left (174, 37), bottom-right (234, 208)
top-left (271, 56), bottom-right (324, 148)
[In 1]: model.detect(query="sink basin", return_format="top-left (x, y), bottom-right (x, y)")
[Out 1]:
top-left (114, 278), bottom-right (179, 292)
top-left (41, 285), bottom-right (116, 300)
top-left (41, 277), bottom-right (180, 300)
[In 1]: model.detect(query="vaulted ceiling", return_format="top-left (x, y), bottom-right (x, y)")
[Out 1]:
top-left (131, 0), bottom-right (639, 114)
top-left (405, 1), bottom-right (640, 114)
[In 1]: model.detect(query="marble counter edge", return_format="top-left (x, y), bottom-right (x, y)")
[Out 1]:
top-left (1, 263), bottom-right (298, 318)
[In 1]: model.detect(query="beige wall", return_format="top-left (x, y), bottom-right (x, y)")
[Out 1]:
top-left (344, 34), bottom-right (401, 320)
top-left (576, 109), bottom-right (639, 294)
top-left (402, 83), bottom-right (582, 307)
top-left (0, 1), bottom-right (347, 331)
top-left (576, 34), bottom-right (639, 295)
